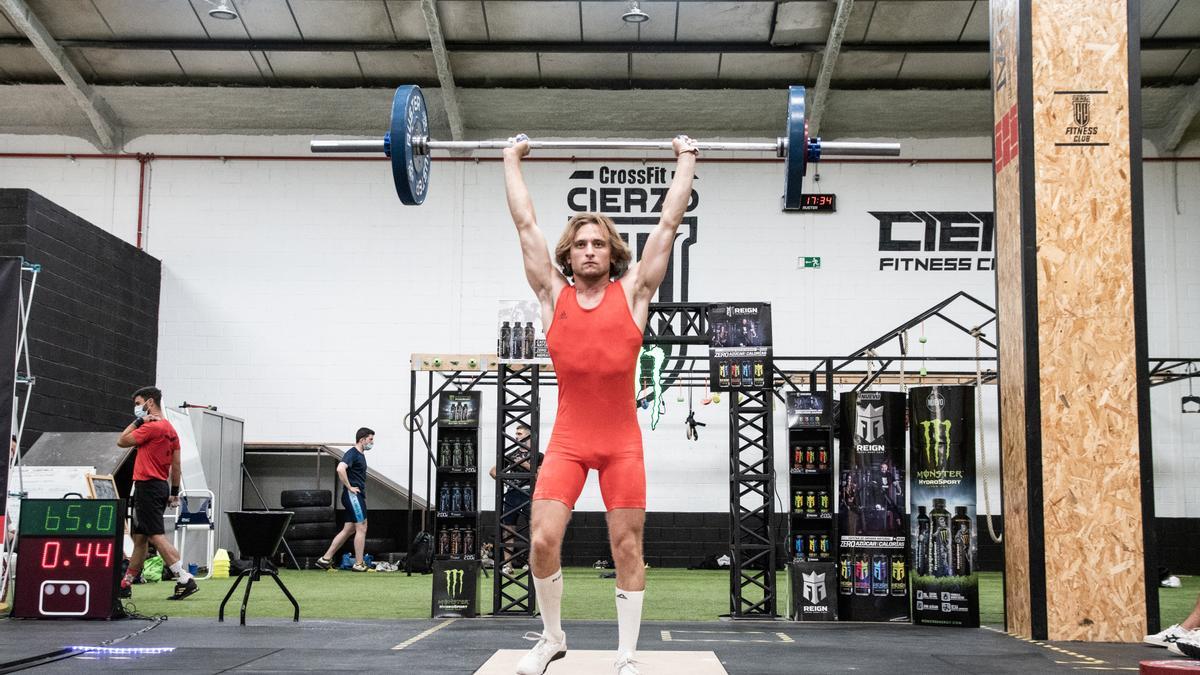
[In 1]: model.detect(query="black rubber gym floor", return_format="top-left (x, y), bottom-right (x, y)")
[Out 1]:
top-left (0, 616), bottom-right (1180, 673)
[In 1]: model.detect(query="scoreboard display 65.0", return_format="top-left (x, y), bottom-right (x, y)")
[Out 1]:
top-left (12, 499), bottom-right (125, 619)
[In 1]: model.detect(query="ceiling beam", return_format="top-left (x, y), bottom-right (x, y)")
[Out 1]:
top-left (1159, 78), bottom-right (1200, 152)
top-left (0, 0), bottom-right (122, 151)
top-left (807, 0), bottom-right (854, 138)
top-left (420, 0), bottom-right (464, 142)
top-left (1, 38), bottom-right (1194, 54)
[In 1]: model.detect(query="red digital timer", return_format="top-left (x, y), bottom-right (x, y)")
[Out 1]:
top-left (800, 193), bottom-right (837, 212)
top-left (12, 499), bottom-right (125, 620)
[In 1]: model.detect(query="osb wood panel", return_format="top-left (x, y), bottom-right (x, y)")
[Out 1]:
top-left (991, 0), bottom-right (1033, 639)
top-left (1031, 0), bottom-right (1146, 643)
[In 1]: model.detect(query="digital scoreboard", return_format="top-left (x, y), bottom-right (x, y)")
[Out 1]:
top-left (12, 499), bottom-right (125, 619)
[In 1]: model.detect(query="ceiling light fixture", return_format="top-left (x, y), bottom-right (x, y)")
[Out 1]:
top-left (206, 0), bottom-right (239, 20)
top-left (622, 0), bottom-right (650, 24)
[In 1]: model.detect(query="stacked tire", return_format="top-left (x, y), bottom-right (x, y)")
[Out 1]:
top-left (277, 489), bottom-right (394, 567)
top-left (279, 489), bottom-right (336, 568)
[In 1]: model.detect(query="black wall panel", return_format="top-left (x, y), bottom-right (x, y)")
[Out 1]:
top-left (0, 189), bottom-right (160, 448)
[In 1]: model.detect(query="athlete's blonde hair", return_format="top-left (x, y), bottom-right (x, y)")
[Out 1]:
top-left (554, 212), bottom-right (631, 279)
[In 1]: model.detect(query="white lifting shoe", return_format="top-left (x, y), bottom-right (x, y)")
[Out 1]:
top-left (515, 631), bottom-right (566, 675)
top-left (615, 652), bottom-right (641, 675)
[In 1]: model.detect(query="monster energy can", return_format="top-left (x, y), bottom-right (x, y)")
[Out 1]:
top-left (450, 528), bottom-right (461, 558)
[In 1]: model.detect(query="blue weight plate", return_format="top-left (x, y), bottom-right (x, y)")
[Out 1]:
top-left (783, 85), bottom-right (807, 211)
top-left (390, 85), bottom-right (431, 205)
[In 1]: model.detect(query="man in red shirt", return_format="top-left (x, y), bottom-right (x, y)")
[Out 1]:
top-left (116, 386), bottom-right (198, 600)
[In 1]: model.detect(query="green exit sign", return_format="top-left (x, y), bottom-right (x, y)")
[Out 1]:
top-left (798, 256), bottom-right (821, 269)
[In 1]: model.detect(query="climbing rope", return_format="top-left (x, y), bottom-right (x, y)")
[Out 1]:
top-left (974, 326), bottom-right (1002, 543)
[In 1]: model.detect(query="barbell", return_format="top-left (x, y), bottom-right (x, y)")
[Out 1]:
top-left (309, 85), bottom-right (900, 210)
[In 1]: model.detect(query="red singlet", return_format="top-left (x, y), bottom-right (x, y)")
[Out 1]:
top-left (533, 280), bottom-right (646, 510)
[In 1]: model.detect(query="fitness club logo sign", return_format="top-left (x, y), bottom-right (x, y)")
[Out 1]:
top-left (565, 166), bottom-right (698, 305)
top-left (873, 211), bottom-right (994, 272)
top-left (565, 166), bottom-right (699, 376)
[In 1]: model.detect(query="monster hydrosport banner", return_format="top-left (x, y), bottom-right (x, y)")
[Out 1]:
top-left (837, 390), bottom-right (909, 622)
top-left (432, 559), bottom-right (480, 618)
top-left (707, 303), bottom-right (772, 392)
top-left (908, 385), bottom-right (979, 627)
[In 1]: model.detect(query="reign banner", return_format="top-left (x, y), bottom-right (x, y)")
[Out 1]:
top-left (908, 386), bottom-right (980, 627)
top-left (789, 560), bottom-right (838, 621)
top-left (707, 303), bottom-right (772, 392)
top-left (837, 391), bottom-right (909, 622)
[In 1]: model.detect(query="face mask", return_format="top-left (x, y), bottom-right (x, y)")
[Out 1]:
top-left (134, 405), bottom-right (147, 420)
top-left (364, 442), bottom-right (374, 451)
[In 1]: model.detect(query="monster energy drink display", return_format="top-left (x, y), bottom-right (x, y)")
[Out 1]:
top-left (498, 299), bottom-right (550, 364)
top-left (789, 561), bottom-right (838, 621)
top-left (908, 385), bottom-right (979, 627)
top-left (432, 559), bottom-right (480, 618)
top-left (837, 390), bottom-right (910, 622)
top-left (438, 391), bottom-right (481, 427)
top-left (707, 303), bottom-right (772, 392)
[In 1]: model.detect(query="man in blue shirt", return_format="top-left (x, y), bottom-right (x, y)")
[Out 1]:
top-left (316, 427), bottom-right (373, 572)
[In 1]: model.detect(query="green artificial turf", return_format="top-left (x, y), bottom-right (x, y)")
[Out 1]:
top-left (63, 568), bottom-right (1200, 628)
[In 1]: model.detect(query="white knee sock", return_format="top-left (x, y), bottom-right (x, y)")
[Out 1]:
top-left (168, 560), bottom-right (193, 583)
top-left (615, 587), bottom-right (644, 657)
top-left (534, 569), bottom-right (565, 641)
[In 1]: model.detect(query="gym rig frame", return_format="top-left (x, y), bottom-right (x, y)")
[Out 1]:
top-left (402, 292), bottom-right (1199, 619)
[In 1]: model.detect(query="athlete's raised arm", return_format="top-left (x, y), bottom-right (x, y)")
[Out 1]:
top-left (624, 136), bottom-right (698, 316)
top-left (503, 135), bottom-right (568, 322)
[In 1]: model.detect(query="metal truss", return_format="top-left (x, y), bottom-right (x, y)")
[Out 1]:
top-left (728, 388), bottom-right (777, 618)
top-left (493, 364), bottom-right (541, 615)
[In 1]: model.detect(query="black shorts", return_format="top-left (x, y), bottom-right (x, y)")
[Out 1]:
top-left (499, 487), bottom-right (531, 527)
top-left (340, 489), bottom-right (367, 524)
top-left (131, 479), bottom-right (169, 536)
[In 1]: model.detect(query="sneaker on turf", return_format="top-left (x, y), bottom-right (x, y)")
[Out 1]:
top-left (1169, 635), bottom-right (1200, 658)
top-left (615, 652), bottom-right (641, 675)
top-left (351, 562), bottom-right (369, 572)
top-left (167, 578), bottom-right (198, 601)
top-left (1145, 623), bottom-right (1193, 647)
top-left (515, 631), bottom-right (566, 675)
top-left (502, 563), bottom-right (514, 576)
top-left (314, 557), bottom-right (332, 570)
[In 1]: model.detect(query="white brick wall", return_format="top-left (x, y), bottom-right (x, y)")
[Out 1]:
top-left (0, 133), bottom-right (1195, 517)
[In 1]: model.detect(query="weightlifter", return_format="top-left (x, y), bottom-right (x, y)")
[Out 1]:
top-left (503, 133), bottom-right (698, 675)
